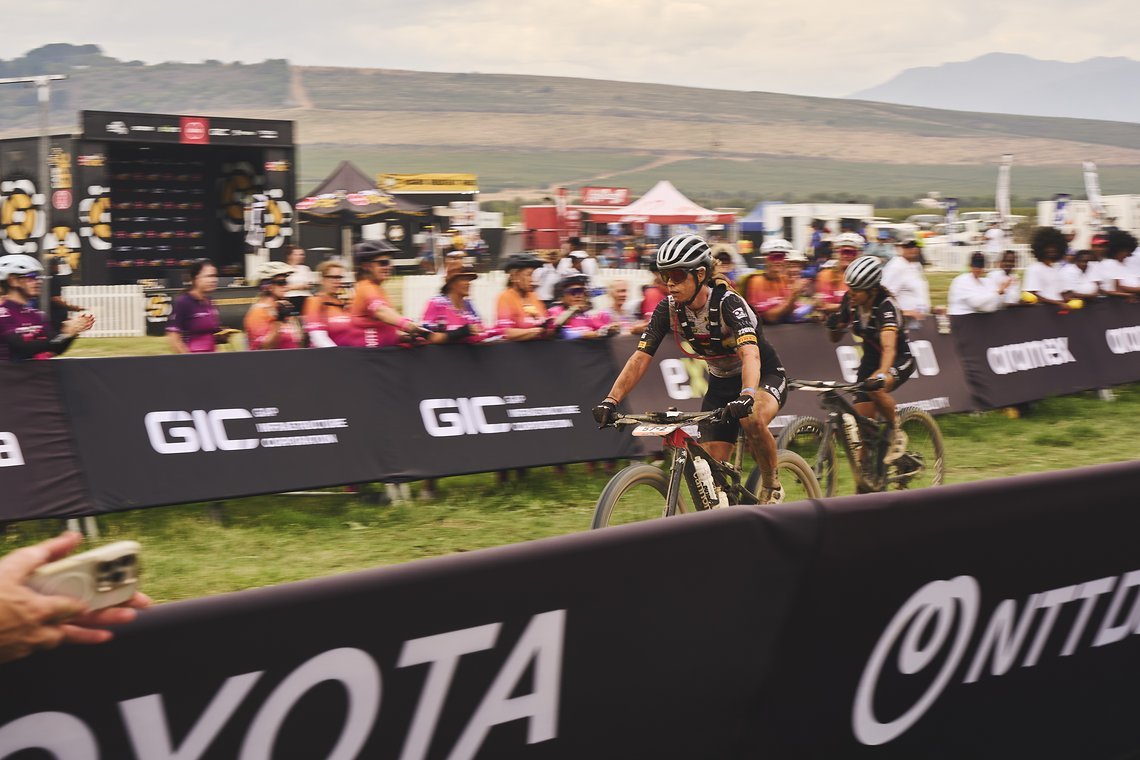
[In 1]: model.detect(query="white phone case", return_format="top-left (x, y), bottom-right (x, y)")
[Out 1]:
top-left (27, 540), bottom-right (141, 611)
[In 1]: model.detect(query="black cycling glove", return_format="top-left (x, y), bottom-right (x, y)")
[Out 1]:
top-left (863, 375), bottom-right (886, 391)
top-left (726, 394), bottom-right (755, 419)
top-left (592, 400), bottom-right (618, 427)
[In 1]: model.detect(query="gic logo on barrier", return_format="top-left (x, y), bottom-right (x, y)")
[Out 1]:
top-left (853, 570), bottom-right (1140, 746)
top-left (0, 432), bottom-right (25, 468)
top-left (0, 609), bottom-right (566, 760)
top-left (985, 337), bottom-right (1075, 375)
top-left (145, 408), bottom-right (348, 454)
top-left (420, 396), bottom-right (579, 437)
top-left (1106, 326), bottom-right (1140, 355)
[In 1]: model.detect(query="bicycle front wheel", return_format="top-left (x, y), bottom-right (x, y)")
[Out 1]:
top-left (775, 416), bottom-right (838, 497)
top-left (892, 408), bottom-right (946, 489)
top-left (591, 463), bottom-right (683, 529)
top-left (743, 449), bottom-right (824, 503)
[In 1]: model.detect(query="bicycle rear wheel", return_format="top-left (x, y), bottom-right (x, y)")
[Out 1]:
top-left (591, 463), bottom-right (687, 529)
top-left (743, 449), bottom-right (824, 503)
top-left (775, 416), bottom-right (838, 497)
top-left (891, 408), bottom-right (946, 489)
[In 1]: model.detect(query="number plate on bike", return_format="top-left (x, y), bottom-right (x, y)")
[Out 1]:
top-left (631, 423), bottom-right (680, 436)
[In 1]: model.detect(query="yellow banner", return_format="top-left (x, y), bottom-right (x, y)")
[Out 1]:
top-left (378, 173), bottom-right (478, 193)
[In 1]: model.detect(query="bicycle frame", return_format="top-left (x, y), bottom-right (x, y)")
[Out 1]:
top-left (791, 379), bottom-right (925, 492)
top-left (619, 410), bottom-right (758, 513)
top-left (811, 389), bottom-right (890, 493)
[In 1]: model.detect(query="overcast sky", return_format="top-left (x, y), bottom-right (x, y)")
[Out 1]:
top-left (12, 0), bottom-right (1139, 97)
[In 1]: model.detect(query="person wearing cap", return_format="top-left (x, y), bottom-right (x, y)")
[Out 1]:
top-left (984, 249), bottom-right (1022, 307)
top-left (881, 235), bottom-right (930, 326)
top-left (815, 234), bottom-right (861, 317)
top-left (745, 239), bottom-right (803, 324)
top-left (245, 260), bottom-right (303, 350)
top-left (556, 241), bottom-right (598, 284)
top-left (350, 240), bottom-right (427, 347)
top-left (784, 250), bottom-right (818, 322)
top-left (864, 228), bottom-right (896, 261)
top-left (422, 264), bottom-right (497, 343)
top-left (496, 254), bottom-right (549, 340)
top-left (302, 259), bottom-right (362, 347)
top-left (948, 252), bottom-right (1004, 315)
top-left (546, 275), bottom-right (617, 339)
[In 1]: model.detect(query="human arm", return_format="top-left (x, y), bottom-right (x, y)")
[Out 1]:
top-left (876, 328), bottom-right (898, 377)
top-left (1, 314), bottom-right (91, 359)
top-left (825, 292), bottom-right (851, 343)
top-left (0, 532), bottom-right (151, 665)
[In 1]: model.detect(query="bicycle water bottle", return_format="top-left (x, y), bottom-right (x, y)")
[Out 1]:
top-left (842, 413), bottom-right (862, 451)
top-left (692, 456), bottom-right (729, 509)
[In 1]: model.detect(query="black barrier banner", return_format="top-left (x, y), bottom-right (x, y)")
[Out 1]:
top-left (0, 364), bottom-right (89, 519)
top-left (612, 320), bottom-right (974, 431)
top-left (1084, 299), bottom-right (1140, 388)
top-left (950, 302), bottom-right (1139, 408)
top-left (757, 460), bottom-right (1140, 758)
top-left (0, 507), bottom-right (816, 759)
top-left (56, 343), bottom-right (639, 514)
top-left (57, 350), bottom-right (393, 512)
top-left (355, 341), bottom-right (639, 480)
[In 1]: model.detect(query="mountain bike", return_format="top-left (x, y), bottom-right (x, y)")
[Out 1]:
top-left (591, 407), bottom-right (822, 529)
top-left (776, 379), bottom-right (946, 497)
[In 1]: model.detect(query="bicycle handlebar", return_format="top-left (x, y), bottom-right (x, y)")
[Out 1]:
top-left (608, 407), bottom-right (726, 428)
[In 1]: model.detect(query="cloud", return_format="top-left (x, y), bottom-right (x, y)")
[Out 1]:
top-left (7, 0), bottom-right (1139, 97)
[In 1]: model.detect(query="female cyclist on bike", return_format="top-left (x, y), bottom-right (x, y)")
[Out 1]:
top-left (593, 234), bottom-right (789, 504)
top-left (825, 254), bottom-right (915, 462)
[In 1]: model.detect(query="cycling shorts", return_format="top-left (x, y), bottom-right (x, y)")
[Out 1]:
top-left (853, 351), bottom-right (916, 403)
top-left (699, 371), bottom-right (787, 444)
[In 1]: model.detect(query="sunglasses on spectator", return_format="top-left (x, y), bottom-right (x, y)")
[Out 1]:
top-left (370, 258), bottom-right (392, 266)
top-left (267, 278), bottom-right (288, 286)
top-left (18, 273), bottom-right (41, 281)
top-left (661, 269), bottom-right (693, 285)
top-left (565, 286), bottom-right (587, 296)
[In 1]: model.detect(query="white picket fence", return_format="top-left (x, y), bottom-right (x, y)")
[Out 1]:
top-left (401, 268), bottom-right (655, 324)
top-left (61, 285), bottom-right (147, 338)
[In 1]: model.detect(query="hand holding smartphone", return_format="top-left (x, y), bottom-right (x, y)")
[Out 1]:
top-left (27, 540), bottom-right (141, 611)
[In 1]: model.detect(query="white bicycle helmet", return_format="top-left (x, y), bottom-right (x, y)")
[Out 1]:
top-left (656, 234), bottom-right (712, 271)
top-left (832, 232), bottom-right (866, 251)
top-left (760, 238), bottom-right (794, 255)
top-left (844, 255), bottom-right (883, 290)
top-left (0, 254), bottom-right (44, 279)
top-left (256, 260), bottom-right (294, 284)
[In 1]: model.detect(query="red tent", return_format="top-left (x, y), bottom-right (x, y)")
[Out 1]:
top-left (587, 180), bottom-right (735, 224)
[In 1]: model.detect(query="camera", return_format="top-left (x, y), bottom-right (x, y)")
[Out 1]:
top-left (27, 540), bottom-right (141, 611)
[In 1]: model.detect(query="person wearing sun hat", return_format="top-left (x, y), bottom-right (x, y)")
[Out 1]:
top-left (422, 264), bottom-right (499, 344)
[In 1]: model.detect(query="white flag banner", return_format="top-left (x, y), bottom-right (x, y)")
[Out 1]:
top-left (1083, 161), bottom-right (1104, 225)
top-left (996, 154), bottom-right (1013, 228)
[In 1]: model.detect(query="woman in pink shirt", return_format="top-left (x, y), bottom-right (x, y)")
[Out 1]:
top-left (546, 275), bottom-right (617, 339)
top-left (422, 264), bottom-right (501, 343)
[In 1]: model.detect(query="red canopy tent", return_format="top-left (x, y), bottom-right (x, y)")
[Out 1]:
top-left (586, 180), bottom-right (735, 225)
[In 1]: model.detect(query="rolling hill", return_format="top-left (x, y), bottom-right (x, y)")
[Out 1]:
top-left (2, 44), bottom-right (1138, 203)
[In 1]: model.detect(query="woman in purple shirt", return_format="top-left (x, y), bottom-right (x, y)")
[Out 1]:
top-left (167, 259), bottom-right (222, 353)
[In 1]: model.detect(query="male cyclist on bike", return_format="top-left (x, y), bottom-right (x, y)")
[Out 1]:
top-left (593, 234), bottom-right (788, 504)
top-left (825, 254), bottom-right (914, 463)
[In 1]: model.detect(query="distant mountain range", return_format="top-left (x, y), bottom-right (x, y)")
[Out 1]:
top-left (850, 53), bottom-right (1140, 124)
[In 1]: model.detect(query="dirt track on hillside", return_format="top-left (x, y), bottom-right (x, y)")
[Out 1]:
top-left (214, 107), bottom-right (1140, 167)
